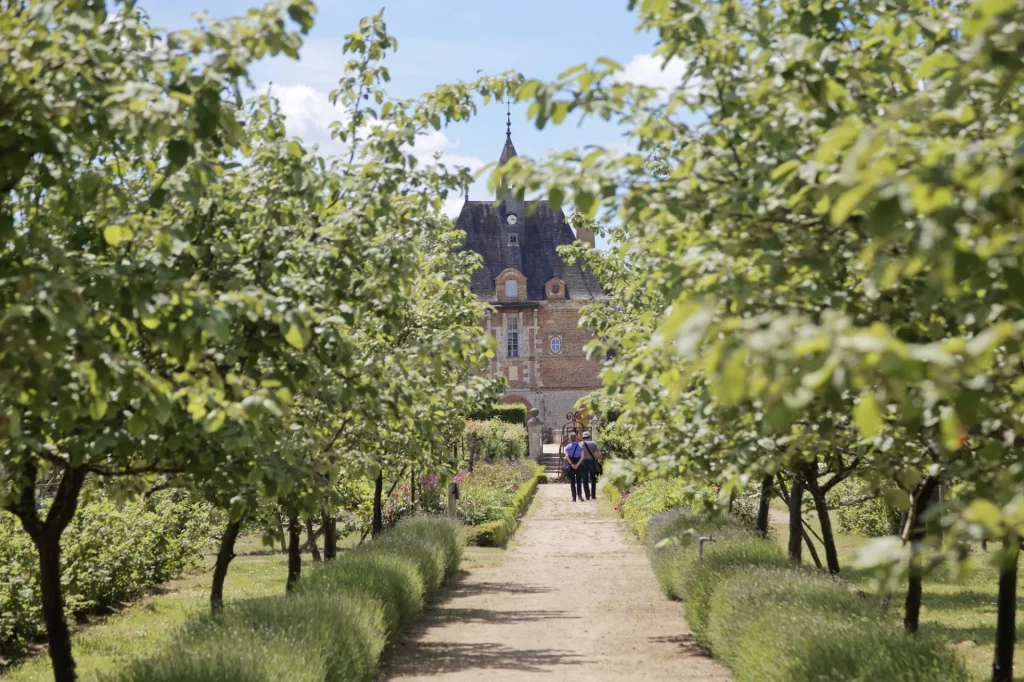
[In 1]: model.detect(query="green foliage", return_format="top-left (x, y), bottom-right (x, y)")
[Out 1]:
top-left (613, 480), bottom-right (719, 543)
top-left (1, 3), bottom-right (510, 676)
top-left (505, 0), bottom-right (1024, 584)
top-left (644, 511), bottom-right (966, 680)
top-left (645, 510), bottom-right (790, 640)
top-left (0, 491), bottom-right (213, 654)
top-left (467, 521), bottom-right (508, 548)
top-left (119, 516), bottom-right (462, 682)
top-left (829, 479), bottom-right (901, 537)
top-left (467, 404), bottom-right (527, 425)
top-left (458, 461), bottom-right (542, 547)
top-left (596, 421), bottom-right (639, 460)
top-left (464, 420), bottom-right (528, 463)
top-left (706, 569), bottom-right (968, 681)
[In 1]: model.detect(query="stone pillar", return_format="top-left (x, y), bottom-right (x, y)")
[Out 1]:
top-left (590, 415), bottom-right (599, 439)
top-left (528, 408), bottom-right (543, 462)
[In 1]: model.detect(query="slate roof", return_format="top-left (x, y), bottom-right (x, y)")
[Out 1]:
top-left (455, 197), bottom-right (604, 302)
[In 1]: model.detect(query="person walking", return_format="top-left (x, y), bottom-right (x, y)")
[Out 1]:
top-left (564, 433), bottom-right (585, 502)
top-left (581, 431), bottom-right (601, 501)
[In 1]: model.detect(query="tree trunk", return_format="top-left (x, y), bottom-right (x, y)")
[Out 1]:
top-left (801, 525), bottom-right (824, 570)
top-left (992, 538), bottom-right (1019, 682)
top-left (286, 514), bottom-right (302, 593)
top-left (788, 477), bottom-right (804, 563)
top-left (756, 475), bottom-right (774, 537)
top-left (14, 466), bottom-right (87, 682)
top-left (811, 490), bottom-right (841, 574)
top-left (304, 517), bottom-right (321, 562)
top-left (35, 534), bottom-right (77, 682)
top-left (904, 476), bottom-right (939, 633)
top-left (321, 507), bottom-right (336, 561)
top-left (410, 470), bottom-right (416, 509)
top-left (210, 519), bottom-right (241, 614)
top-left (372, 471), bottom-right (383, 538)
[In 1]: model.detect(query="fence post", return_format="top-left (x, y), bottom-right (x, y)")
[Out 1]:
top-left (527, 408), bottom-right (543, 463)
top-left (589, 414), bottom-right (599, 439)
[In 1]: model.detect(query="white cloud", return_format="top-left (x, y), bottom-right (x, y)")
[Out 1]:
top-left (617, 53), bottom-right (691, 92)
top-left (259, 83), bottom-right (486, 178)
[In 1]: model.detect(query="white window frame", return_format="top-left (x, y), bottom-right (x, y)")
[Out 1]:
top-left (506, 316), bottom-right (519, 358)
top-left (504, 279), bottom-right (519, 299)
top-left (550, 336), bottom-right (562, 354)
top-left (508, 233), bottom-right (518, 245)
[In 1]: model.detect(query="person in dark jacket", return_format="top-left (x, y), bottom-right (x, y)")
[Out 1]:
top-left (580, 431), bottom-right (601, 501)
top-left (564, 433), bottom-right (585, 501)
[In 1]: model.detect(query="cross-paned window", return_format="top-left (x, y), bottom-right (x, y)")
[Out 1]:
top-left (506, 316), bottom-right (519, 358)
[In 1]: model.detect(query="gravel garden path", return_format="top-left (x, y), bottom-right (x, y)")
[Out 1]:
top-left (382, 484), bottom-right (730, 681)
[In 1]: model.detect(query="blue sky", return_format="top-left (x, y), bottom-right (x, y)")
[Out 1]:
top-left (139, 0), bottom-right (681, 222)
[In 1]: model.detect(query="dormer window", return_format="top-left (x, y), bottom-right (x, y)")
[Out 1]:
top-left (505, 279), bottom-right (519, 298)
top-left (509, 234), bottom-right (518, 246)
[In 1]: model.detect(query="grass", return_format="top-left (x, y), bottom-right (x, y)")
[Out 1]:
top-left (0, 536), bottom-right (355, 682)
top-left (767, 501), bottom-right (1024, 681)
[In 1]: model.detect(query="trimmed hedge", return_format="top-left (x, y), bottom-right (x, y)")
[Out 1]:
top-left (118, 516), bottom-right (464, 682)
top-left (465, 464), bottom-right (544, 547)
top-left (464, 419), bottom-right (527, 462)
top-left (642, 508), bottom-right (967, 682)
top-left (467, 403), bottom-right (526, 425)
top-left (0, 490), bottom-right (213, 654)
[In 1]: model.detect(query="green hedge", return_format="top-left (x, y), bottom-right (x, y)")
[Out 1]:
top-left (464, 419), bottom-right (527, 462)
top-left (118, 516), bottom-right (465, 682)
top-left (467, 404), bottom-right (526, 425)
top-left (643, 509), bottom-right (967, 682)
top-left (465, 464), bottom-right (543, 547)
top-left (0, 490), bottom-right (213, 655)
top-left (610, 478), bottom-right (717, 542)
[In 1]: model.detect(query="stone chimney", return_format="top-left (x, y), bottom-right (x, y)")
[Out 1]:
top-left (574, 225), bottom-right (596, 248)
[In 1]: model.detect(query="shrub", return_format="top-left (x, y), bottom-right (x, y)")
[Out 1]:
top-left (119, 591), bottom-right (385, 682)
top-left (468, 521), bottom-right (508, 547)
top-left (829, 478), bottom-right (901, 537)
top-left (0, 489), bottom-right (213, 654)
top-left (647, 512), bottom-right (790, 641)
top-left (456, 461), bottom-right (541, 546)
top-left (387, 516), bottom-right (465, 580)
top-left (464, 419), bottom-right (528, 462)
top-left (121, 516), bottom-right (464, 682)
top-left (616, 479), bottom-right (718, 542)
top-left (598, 421), bottom-right (640, 459)
top-left (467, 403), bottom-right (527, 425)
top-left (706, 568), bottom-right (967, 681)
top-left (297, 547), bottom-right (424, 637)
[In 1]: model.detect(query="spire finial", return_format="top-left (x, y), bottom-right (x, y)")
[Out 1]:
top-left (505, 96), bottom-right (512, 140)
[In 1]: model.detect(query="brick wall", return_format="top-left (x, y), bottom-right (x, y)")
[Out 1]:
top-left (484, 300), bottom-right (602, 432)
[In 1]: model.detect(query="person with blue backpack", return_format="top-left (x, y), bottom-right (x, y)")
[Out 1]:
top-left (563, 433), bottom-right (587, 502)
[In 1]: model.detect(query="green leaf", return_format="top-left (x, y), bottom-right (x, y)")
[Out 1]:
top-left (204, 409), bottom-right (226, 433)
top-left (103, 225), bottom-right (133, 246)
top-left (940, 410), bottom-right (964, 450)
top-left (770, 159), bottom-right (800, 181)
top-left (830, 183), bottom-right (872, 226)
top-left (284, 323), bottom-right (311, 350)
top-left (853, 392), bottom-right (883, 438)
top-left (167, 139), bottom-right (193, 167)
top-left (963, 499), bottom-right (1002, 533)
top-left (883, 488), bottom-right (911, 511)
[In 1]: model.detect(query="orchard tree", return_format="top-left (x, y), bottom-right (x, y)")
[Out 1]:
top-left (0, 3), bottom-right (322, 679)
top-left (498, 0), bottom-right (1024, 677)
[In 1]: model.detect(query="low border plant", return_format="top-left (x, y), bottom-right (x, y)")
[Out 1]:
top-left (116, 516), bottom-right (465, 682)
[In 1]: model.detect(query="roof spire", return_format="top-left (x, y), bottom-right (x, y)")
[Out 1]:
top-left (497, 93), bottom-right (518, 200)
top-left (505, 96), bottom-right (512, 140)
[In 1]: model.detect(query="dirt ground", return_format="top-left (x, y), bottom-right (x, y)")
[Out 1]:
top-left (381, 484), bottom-right (730, 681)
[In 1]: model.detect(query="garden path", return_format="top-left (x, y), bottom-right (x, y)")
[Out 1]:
top-left (382, 484), bottom-right (730, 681)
